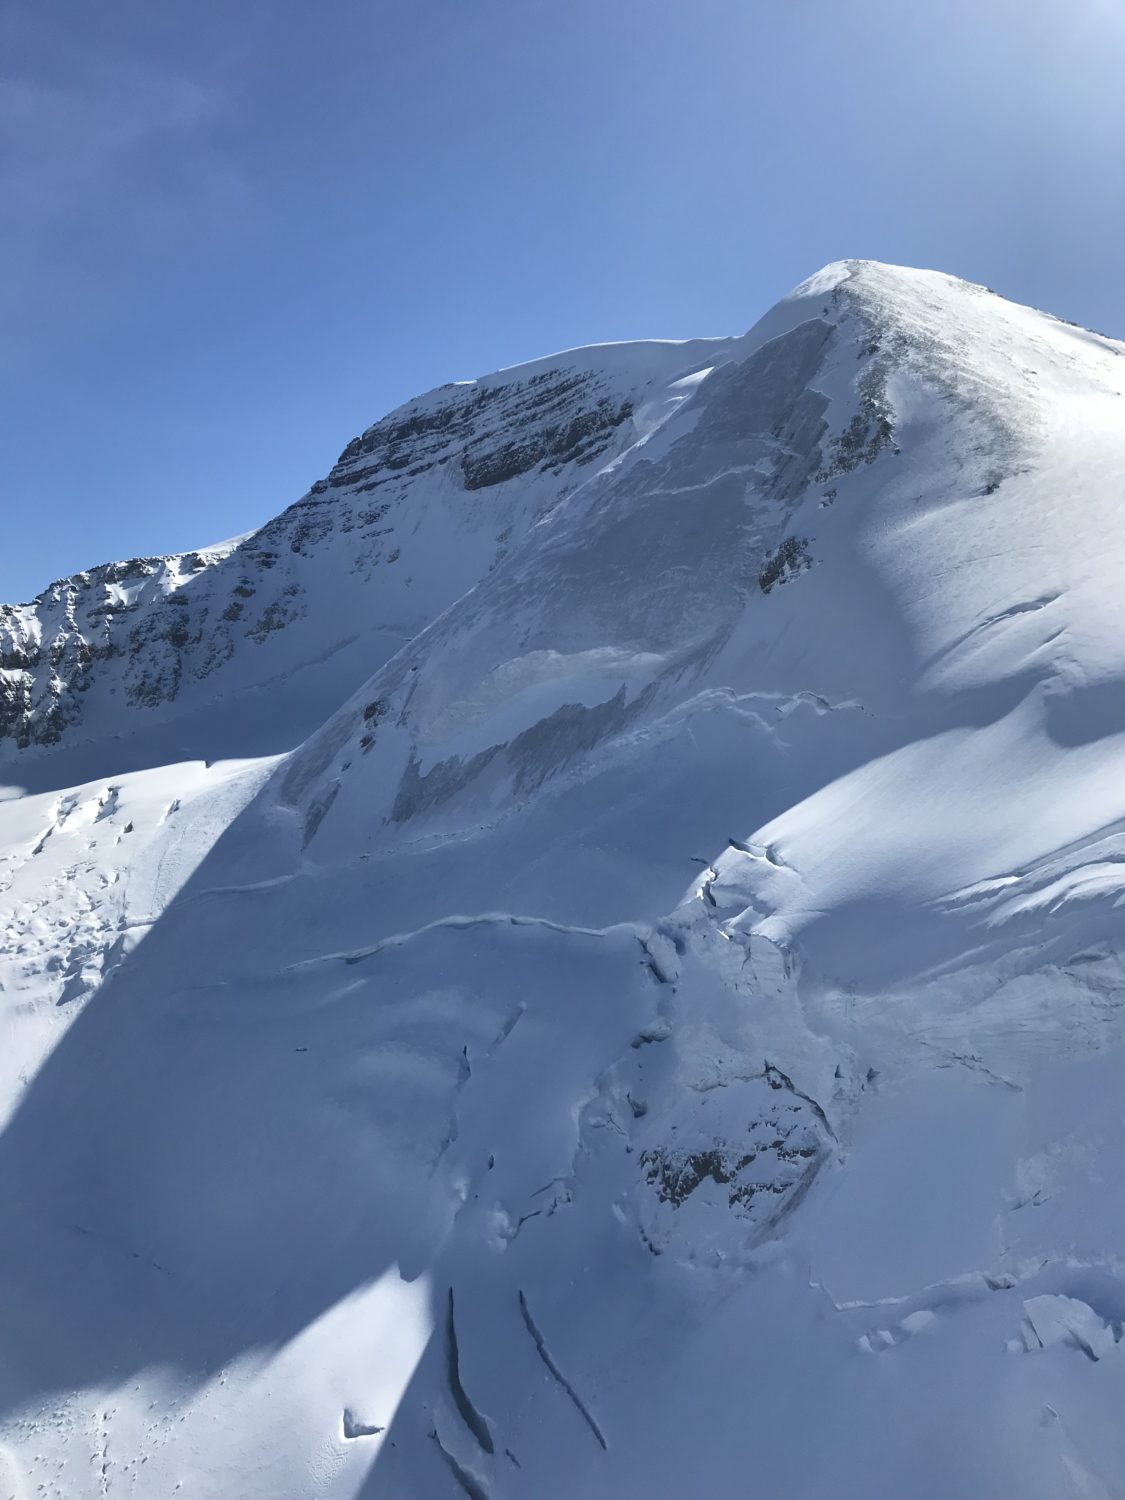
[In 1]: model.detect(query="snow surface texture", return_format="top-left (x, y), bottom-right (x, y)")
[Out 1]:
top-left (4, 260), bottom-right (1125, 1496)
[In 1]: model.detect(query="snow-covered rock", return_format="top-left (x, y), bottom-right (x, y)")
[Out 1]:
top-left (5, 260), bottom-right (1125, 1497)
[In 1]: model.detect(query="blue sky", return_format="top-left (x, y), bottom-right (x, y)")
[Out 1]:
top-left (4, 0), bottom-right (1125, 601)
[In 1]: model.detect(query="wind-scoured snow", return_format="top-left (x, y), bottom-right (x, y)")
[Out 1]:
top-left (4, 260), bottom-right (1125, 1496)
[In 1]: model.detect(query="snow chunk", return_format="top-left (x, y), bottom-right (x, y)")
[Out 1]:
top-left (1022, 1294), bottom-right (1117, 1360)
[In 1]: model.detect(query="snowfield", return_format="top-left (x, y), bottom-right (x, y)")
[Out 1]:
top-left (5, 260), bottom-right (1125, 1495)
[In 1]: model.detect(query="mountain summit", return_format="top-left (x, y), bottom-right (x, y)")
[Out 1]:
top-left (4, 262), bottom-right (1125, 1498)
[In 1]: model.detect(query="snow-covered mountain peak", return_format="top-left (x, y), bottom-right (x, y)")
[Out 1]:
top-left (770, 256), bottom-right (1123, 381)
top-left (6, 266), bottom-right (1125, 1498)
top-left (7, 259), bottom-right (1117, 767)
top-left (278, 260), bottom-right (1125, 855)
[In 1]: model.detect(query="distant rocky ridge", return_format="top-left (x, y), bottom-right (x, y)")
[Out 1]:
top-left (0, 355), bottom-right (693, 754)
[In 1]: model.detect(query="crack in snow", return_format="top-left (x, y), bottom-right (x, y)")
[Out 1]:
top-left (517, 1291), bottom-right (608, 1452)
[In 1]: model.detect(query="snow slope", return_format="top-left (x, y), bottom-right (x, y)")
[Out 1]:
top-left (5, 260), bottom-right (1125, 1497)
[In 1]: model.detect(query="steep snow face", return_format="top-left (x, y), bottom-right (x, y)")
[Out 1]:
top-left (288, 258), bottom-right (1125, 903)
top-left (6, 261), bottom-right (1125, 1498)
